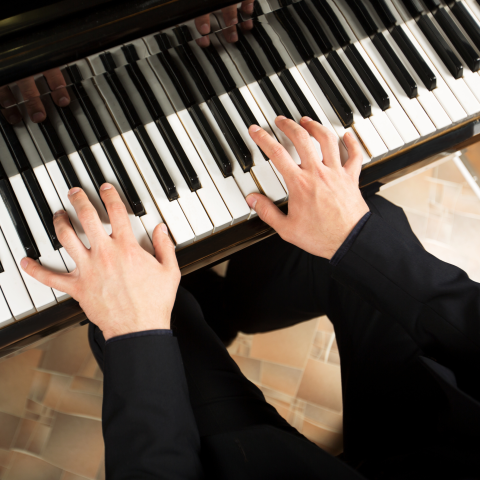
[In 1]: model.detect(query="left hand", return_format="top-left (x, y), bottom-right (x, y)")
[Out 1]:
top-left (21, 184), bottom-right (180, 340)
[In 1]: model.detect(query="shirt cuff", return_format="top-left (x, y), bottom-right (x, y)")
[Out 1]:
top-left (330, 211), bottom-right (372, 267)
top-left (106, 329), bottom-right (173, 345)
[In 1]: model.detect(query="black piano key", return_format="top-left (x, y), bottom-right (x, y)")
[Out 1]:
top-left (258, 76), bottom-right (294, 119)
top-left (417, 13), bottom-right (463, 78)
top-left (134, 125), bottom-right (179, 201)
top-left (326, 50), bottom-right (372, 117)
top-left (173, 25), bottom-right (193, 45)
top-left (155, 32), bottom-right (173, 53)
top-left (229, 88), bottom-right (259, 128)
top-left (450, 1), bottom-right (480, 52)
top-left (0, 261), bottom-right (3, 274)
top-left (56, 105), bottom-right (106, 194)
top-left (372, 32), bottom-right (418, 97)
top-left (253, 0), bottom-right (263, 16)
top-left (121, 44), bottom-right (140, 64)
top-left (307, 57), bottom-right (354, 127)
top-left (56, 154), bottom-right (82, 190)
top-left (311, 0), bottom-right (351, 47)
top-left (367, 0), bottom-right (397, 29)
top-left (250, 22), bottom-right (287, 72)
top-left (0, 178), bottom-right (40, 260)
top-left (291, 0), bottom-right (333, 55)
top-left (22, 169), bottom-right (61, 250)
top-left (207, 96), bottom-right (253, 172)
top-left (101, 139), bottom-right (145, 216)
top-left (349, 0), bottom-right (381, 37)
top-left (400, 0), bottom-right (425, 18)
top-left (155, 116), bottom-right (201, 191)
top-left (344, 44), bottom-right (390, 110)
top-left (188, 104), bottom-right (232, 177)
top-left (236, 30), bottom-right (268, 81)
top-left (433, 7), bottom-right (480, 71)
top-left (391, 25), bottom-right (437, 90)
top-left (202, 44), bottom-right (237, 92)
top-left (277, 69), bottom-right (322, 122)
top-left (0, 116), bottom-right (31, 172)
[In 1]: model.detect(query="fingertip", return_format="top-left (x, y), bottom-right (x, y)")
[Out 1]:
top-left (20, 257), bottom-right (29, 270)
top-left (100, 183), bottom-right (113, 191)
top-left (32, 112), bottom-right (45, 123)
top-left (246, 193), bottom-right (258, 210)
top-left (160, 223), bottom-right (169, 235)
top-left (249, 124), bottom-right (261, 134)
top-left (300, 116), bottom-right (313, 124)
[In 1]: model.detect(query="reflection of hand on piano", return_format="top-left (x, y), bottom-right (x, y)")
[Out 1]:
top-left (246, 116), bottom-right (369, 260)
top-left (194, 1), bottom-right (255, 47)
top-left (0, 68), bottom-right (70, 125)
top-left (20, 183), bottom-right (180, 341)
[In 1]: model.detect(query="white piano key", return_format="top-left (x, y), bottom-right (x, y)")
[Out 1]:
top-left (0, 289), bottom-right (13, 328)
top-left (0, 227), bottom-right (35, 320)
top-left (392, 0), bottom-right (480, 116)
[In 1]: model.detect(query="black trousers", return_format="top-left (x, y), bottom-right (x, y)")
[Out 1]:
top-left (89, 195), bottom-right (445, 479)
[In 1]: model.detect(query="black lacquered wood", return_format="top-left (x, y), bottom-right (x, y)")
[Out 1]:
top-left (0, 262), bottom-right (4, 274)
top-left (173, 25), bottom-right (194, 45)
top-left (134, 125), bottom-right (179, 201)
top-left (450, 1), bottom-right (480, 52)
top-left (344, 44), bottom-right (389, 110)
top-left (348, 0), bottom-right (380, 37)
top-left (311, 0), bottom-right (350, 47)
top-left (236, 30), bottom-right (267, 81)
top-left (433, 7), bottom-right (480, 71)
top-left (250, 22), bottom-right (286, 72)
top-left (202, 44), bottom-right (237, 92)
top-left (0, 117), bottom-right (31, 172)
top-left (56, 154), bottom-right (82, 189)
top-left (326, 50), bottom-right (371, 118)
top-left (417, 13), bottom-right (463, 78)
top-left (367, 0), bottom-right (397, 30)
top-left (77, 147), bottom-right (106, 195)
top-left (188, 104), bottom-right (232, 177)
top-left (0, 177), bottom-right (40, 260)
top-left (258, 76), bottom-right (293, 119)
top-left (372, 32), bottom-right (418, 98)
top-left (400, 0), bottom-right (425, 19)
top-left (391, 25), bottom-right (437, 90)
top-left (229, 88), bottom-right (259, 128)
top-left (307, 57), bottom-right (353, 127)
top-left (207, 97), bottom-right (253, 172)
top-left (121, 44), bottom-right (140, 64)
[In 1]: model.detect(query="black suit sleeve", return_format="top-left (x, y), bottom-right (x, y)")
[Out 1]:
top-left (331, 212), bottom-right (480, 397)
top-left (102, 334), bottom-right (204, 479)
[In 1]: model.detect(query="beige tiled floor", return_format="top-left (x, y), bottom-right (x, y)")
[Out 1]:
top-left (1, 152), bottom-right (479, 478)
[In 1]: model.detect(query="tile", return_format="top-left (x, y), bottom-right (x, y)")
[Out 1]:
top-left (227, 334), bottom-right (252, 357)
top-left (12, 419), bottom-right (36, 451)
top-left (77, 356), bottom-right (99, 379)
top-left (0, 448), bottom-right (12, 468)
top-left (70, 377), bottom-right (103, 396)
top-left (56, 391), bottom-right (102, 420)
top-left (260, 386), bottom-right (294, 407)
top-left (301, 421), bottom-right (343, 456)
top-left (93, 368), bottom-right (103, 381)
top-left (24, 412), bottom-right (40, 422)
top-left (0, 413), bottom-right (21, 450)
top-left (27, 423), bottom-right (51, 456)
top-left (0, 350), bottom-right (43, 418)
top-left (231, 356), bottom-right (262, 383)
top-left (42, 375), bottom-right (72, 410)
top-left (3, 451), bottom-right (63, 480)
top-left (29, 372), bottom-right (51, 404)
top-left (61, 472), bottom-right (92, 480)
top-left (260, 362), bottom-right (302, 397)
top-left (304, 403), bottom-right (343, 433)
top-left (268, 401), bottom-right (290, 422)
top-left (327, 350), bottom-right (340, 366)
top-left (316, 316), bottom-right (334, 333)
top-left (40, 326), bottom-right (91, 376)
top-left (25, 399), bottom-right (43, 415)
top-left (42, 413), bottom-right (103, 479)
top-left (250, 318), bottom-right (318, 368)
top-left (288, 399), bottom-right (306, 431)
top-left (297, 359), bottom-right (342, 413)
top-left (96, 458), bottom-right (105, 480)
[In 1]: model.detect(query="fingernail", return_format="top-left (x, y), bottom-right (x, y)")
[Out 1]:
top-left (58, 96), bottom-right (69, 107)
top-left (344, 132), bottom-right (351, 139)
top-left (245, 2), bottom-right (254, 14)
top-left (53, 209), bottom-right (66, 218)
top-left (229, 31), bottom-right (238, 42)
top-left (246, 194), bottom-right (257, 210)
top-left (250, 124), bottom-right (261, 133)
top-left (68, 187), bottom-right (81, 196)
top-left (100, 183), bottom-right (112, 191)
top-left (20, 258), bottom-right (29, 269)
top-left (2, 99), bottom-right (15, 108)
top-left (199, 23), bottom-right (210, 35)
top-left (277, 115), bottom-right (287, 121)
top-left (8, 114), bottom-right (20, 124)
top-left (160, 223), bottom-right (169, 235)
top-left (302, 116), bottom-right (313, 122)
top-left (32, 112), bottom-right (45, 123)
top-left (229, 17), bottom-right (238, 26)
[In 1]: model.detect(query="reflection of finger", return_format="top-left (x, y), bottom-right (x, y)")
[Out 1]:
top-left (196, 36), bottom-right (210, 48)
top-left (1, 107), bottom-right (21, 125)
top-left (0, 85), bottom-right (16, 109)
top-left (240, 19), bottom-right (253, 31)
top-left (195, 14), bottom-right (211, 35)
top-left (221, 5), bottom-right (238, 27)
top-left (240, 0), bottom-right (255, 15)
top-left (223, 25), bottom-right (238, 43)
top-left (44, 68), bottom-right (70, 107)
top-left (24, 97), bottom-right (46, 123)
top-left (17, 77), bottom-right (46, 122)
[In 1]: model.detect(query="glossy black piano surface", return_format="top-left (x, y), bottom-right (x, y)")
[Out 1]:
top-left (1, 0), bottom-right (480, 358)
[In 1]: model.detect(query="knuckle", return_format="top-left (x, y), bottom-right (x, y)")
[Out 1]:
top-left (271, 144), bottom-right (285, 160)
top-left (109, 201), bottom-right (127, 216)
top-left (77, 206), bottom-right (97, 225)
top-left (292, 127), bottom-right (310, 143)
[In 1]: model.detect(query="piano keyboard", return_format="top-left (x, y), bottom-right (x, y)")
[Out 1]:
top-left (1, 0), bottom-right (480, 329)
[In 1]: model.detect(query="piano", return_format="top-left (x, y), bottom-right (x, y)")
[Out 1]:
top-left (1, 0), bottom-right (480, 358)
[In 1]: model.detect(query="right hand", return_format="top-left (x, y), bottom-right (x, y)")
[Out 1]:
top-left (0, 68), bottom-right (70, 124)
top-left (246, 116), bottom-right (370, 260)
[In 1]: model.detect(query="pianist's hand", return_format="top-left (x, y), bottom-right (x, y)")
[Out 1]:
top-left (20, 184), bottom-right (180, 340)
top-left (0, 68), bottom-right (70, 124)
top-left (246, 116), bottom-right (369, 260)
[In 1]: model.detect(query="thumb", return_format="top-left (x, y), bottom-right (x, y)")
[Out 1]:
top-left (152, 223), bottom-right (178, 270)
top-left (21, 257), bottom-right (74, 294)
top-left (247, 194), bottom-right (287, 234)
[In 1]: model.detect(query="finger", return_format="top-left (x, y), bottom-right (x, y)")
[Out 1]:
top-left (152, 223), bottom-right (178, 270)
top-left (222, 25), bottom-right (238, 43)
top-left (20, 257), bottom-right (75, 293)
top-left (1, 106), bottom-right (21, 125)
top-left (0, 86), bottom-right (21, 124)
top-left (240, 0), bottom-right (255, 15)
top-left (300, 117), bottom-right (342, 170)
top-left (44, 68), bottom-right (70, 107)
top-left (246, 193), bottom-right (288, 234)
top-left (16, 77), bottom-right (46, 123)
top-left (195, 14), bottom-right (211, 36)
top-left (68, 188), bottom-right (107, 243)
top-left (342, 131), bottom-right (363, 179)
top-left (222, 5), bottom-right (239, 27)
top-left (196, 35), bottom-right (210, 48)
top-left (275, 116), bottom-right (323, 172)
top-left (248, 124), bottom-right (298, 181)
top-left (239, 18), bottom-right (254, 31)
top-left (99, 183), bottom-right (134, 239)
top-left (53, 210), bottom-right (88, 261)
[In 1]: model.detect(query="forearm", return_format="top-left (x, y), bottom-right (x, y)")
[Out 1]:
top-left (103, 333), bottom-right (203, 480)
